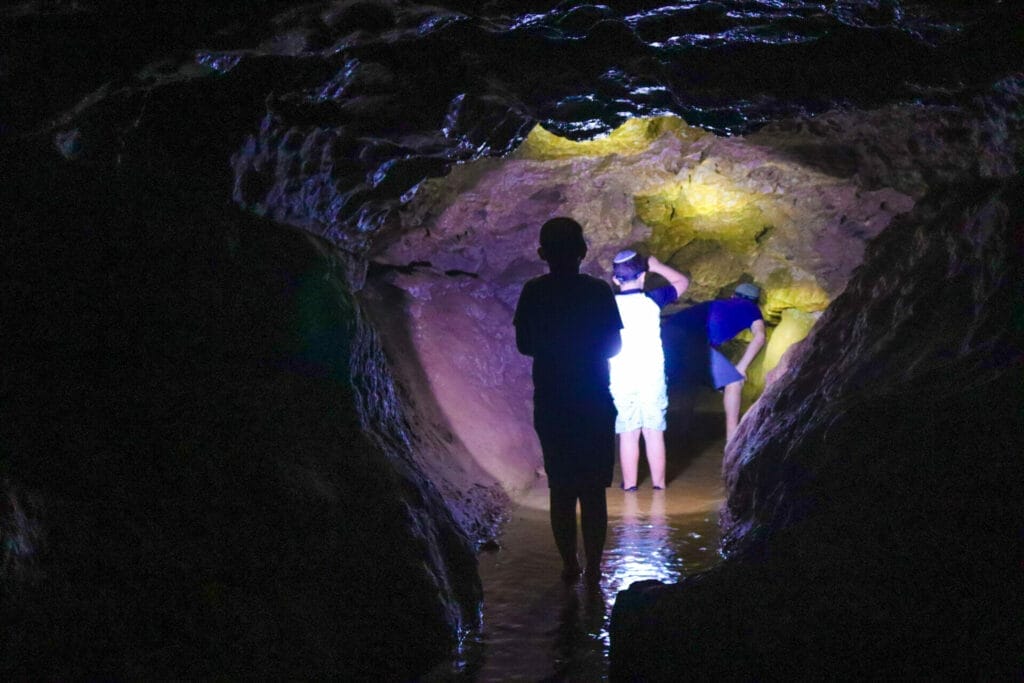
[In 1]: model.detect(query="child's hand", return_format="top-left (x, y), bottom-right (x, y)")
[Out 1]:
top-left (647, 255), bottom-right (661, 269)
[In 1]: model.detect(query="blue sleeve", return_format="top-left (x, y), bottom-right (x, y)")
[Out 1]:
top-left (744, 300), bottom-right (763, 323)
top-left (646, 285), bottom-right (679, 309)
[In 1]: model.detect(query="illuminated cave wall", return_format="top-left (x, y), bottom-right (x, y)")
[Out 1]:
top-left (607, 78), bottom-right (1024, 679)
top-left (609, 165), bottom-right (1024, 683)
top-left (367, 113), bottom-right (915, 492)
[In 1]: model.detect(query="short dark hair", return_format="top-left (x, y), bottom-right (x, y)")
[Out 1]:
top-left (612, 249), bottom-right (646, 281)
top-left (539, 217), bottom-right (586, 261)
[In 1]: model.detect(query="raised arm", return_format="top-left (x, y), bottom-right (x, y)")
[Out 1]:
top-left (647, 256), bottom-right (689, 298)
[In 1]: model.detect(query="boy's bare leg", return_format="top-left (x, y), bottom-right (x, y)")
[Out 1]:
top-left (641, 427), bottom-right (666, 488)
top-left (550, 487), bottom-right (581, 579)
top-left (578, 486), bottom-right (608, 583)
top-left (618, 429), bottom-right (641, 488)
top-left (723, 380), bottom-right (743, 442)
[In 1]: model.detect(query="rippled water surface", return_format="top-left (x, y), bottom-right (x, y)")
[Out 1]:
top-left (429, 405), bottom-right (728, 681)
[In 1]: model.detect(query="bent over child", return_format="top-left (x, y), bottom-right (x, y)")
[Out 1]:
top-left (609, 251), bottom-right (688, 490)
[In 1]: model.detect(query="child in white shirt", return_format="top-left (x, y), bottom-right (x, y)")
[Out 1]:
top-left (609, 251), bottom-right (689, 490)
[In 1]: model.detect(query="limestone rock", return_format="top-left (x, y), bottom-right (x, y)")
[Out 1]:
top-left (4, 3), bottom-right (1022, 678)
top-left (366, 113), bottom-right (919, 486)
top-left (610, 178), bottom-right (1024, 680)
top-left (0, 147), bottom-right (483, 680)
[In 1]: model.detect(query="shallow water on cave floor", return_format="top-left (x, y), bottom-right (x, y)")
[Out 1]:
top-left (429, 405), bottom-right (727, 682)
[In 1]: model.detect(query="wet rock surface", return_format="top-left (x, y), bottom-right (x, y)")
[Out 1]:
top-left (3, 1), bottom-right (1024, 679)
top-left (365, 77), bottom-right (1021, 492)
top-left (368, 113), bottom-right (924, 489)
top-left (608, 77), bottom-right (1024, 680)
top-left (610, 177), bottom-right (1024, 679)
top-left (7, 1), bottom-right (1021, 246)
top-left (1, 145), bottom-right (480, 679)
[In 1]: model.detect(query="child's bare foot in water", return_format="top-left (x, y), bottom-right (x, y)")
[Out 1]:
top-left (561, 560), bottom-right (582, 582)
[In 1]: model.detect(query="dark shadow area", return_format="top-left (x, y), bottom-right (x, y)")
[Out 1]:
top-left (546, 587), bottom-right (609, 682)
top-left (770, 143), bottom-right (861, 179)
top-left (1, 0), bottom-right (297, 134)
top-left (0, 140), bottom-right (479, 679)
top-left (664, 393), bottom-right (724, 486)
top-left (660, 307), bottom-right (723, 485)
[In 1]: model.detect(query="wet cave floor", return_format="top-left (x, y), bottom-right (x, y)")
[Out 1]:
top-left (430, 393), bottom-right (729, 681)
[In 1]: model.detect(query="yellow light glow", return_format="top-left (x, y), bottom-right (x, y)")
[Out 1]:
top-left (637, 180), bottom-right (768, 255)
top-left (515, 115), bottom-right (707, 160)
top-left (763, 308), bottom-right (818, 371)
top-left (673, 181), bottom-right (751, 216)
top-left (741, 307), bottom-right (819, 404)
top-left (506, 114), bottom-right (836, 412)
top-left (762, 270), bottom-right (830, 323)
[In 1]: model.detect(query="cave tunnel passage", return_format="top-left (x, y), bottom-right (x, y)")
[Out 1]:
top-left (423, 389), bottom-right (729, 682)
top-left (367, 114), bottom-right (893, 492)
top-left (365, 114), bottom-right (923, 679)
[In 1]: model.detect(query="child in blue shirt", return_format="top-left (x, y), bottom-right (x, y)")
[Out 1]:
top-left (609, 251), bottom-right (689, 490)
top-left (662, 283), bottom-right (767, 443)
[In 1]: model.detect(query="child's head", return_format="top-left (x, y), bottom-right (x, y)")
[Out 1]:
top-left (539, 217), bottom-right (587, 269)
top-left (612, 249), bottom-right (647, 285)
top-left (734, 282), bottom-right (761, 302)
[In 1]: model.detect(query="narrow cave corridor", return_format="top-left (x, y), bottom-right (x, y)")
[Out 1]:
top-left (427, 393), bottom-right (729, 681)
top-left (3, 2), bottom-right (1022, 678)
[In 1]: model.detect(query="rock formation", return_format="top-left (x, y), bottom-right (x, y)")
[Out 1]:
top-left (368, 112), bottom-right (919, 490)
top-left (1, 144), bottom-right (482, 679)
top-left (609, 84), bottom-right (1024, 679)
top-left (3, 1), bottom-right (1023, 679)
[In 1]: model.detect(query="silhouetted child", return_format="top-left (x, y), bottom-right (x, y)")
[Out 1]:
top-left (514, 217), bottom-right (623, 584)
top-left (608, 251), bottom-right (689, 490)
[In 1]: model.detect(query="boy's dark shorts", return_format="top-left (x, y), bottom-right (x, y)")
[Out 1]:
top-left (534, 400), bottom-right (616, 490)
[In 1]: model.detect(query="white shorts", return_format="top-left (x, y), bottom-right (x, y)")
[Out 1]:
top-left (612, 386), bottom-right (668, 433)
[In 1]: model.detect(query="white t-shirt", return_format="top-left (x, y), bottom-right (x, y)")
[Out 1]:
top-left (609, 286), bottom-right (676, 397)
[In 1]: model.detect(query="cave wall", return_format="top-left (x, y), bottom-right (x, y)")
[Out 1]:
top-left (611, 176), bottom-right (1024, 681)
top-left (4, 2), bottom-right (1023, 678)
top-left (366, 108), bottom-right (984, 493)
top-left (0, 145), bottom-right (480, 679)
top-left (609, 83), bottom-right (1024, 678)
top-left (23, 0), bottom-right (1022, 508)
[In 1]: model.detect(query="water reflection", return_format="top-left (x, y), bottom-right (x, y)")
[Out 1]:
top-left (606, 491), bottom-right (679, 590)
top-left (550, 583), bottom-right (609, 681)
top-left (426, 406), bottom-right (727, 681)
top-left (429, 488), bottom-right (722, 681)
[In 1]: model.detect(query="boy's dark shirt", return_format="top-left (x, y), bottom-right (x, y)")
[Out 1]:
top-left (514, 271), bottom-right (622, 487)
top-left (514, 272), bottom-right (622, 410)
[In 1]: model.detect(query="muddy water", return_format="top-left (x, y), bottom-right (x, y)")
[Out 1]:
top-left (429, 404), bottom-right (728, 681)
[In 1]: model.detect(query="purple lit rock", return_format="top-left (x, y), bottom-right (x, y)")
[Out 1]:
top-left (361, 110), bottom-right (928, 492)
top-left (609, 109), bottom-right (1024, 682)
top-left (4, 2), bottom-right (1023, 680)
